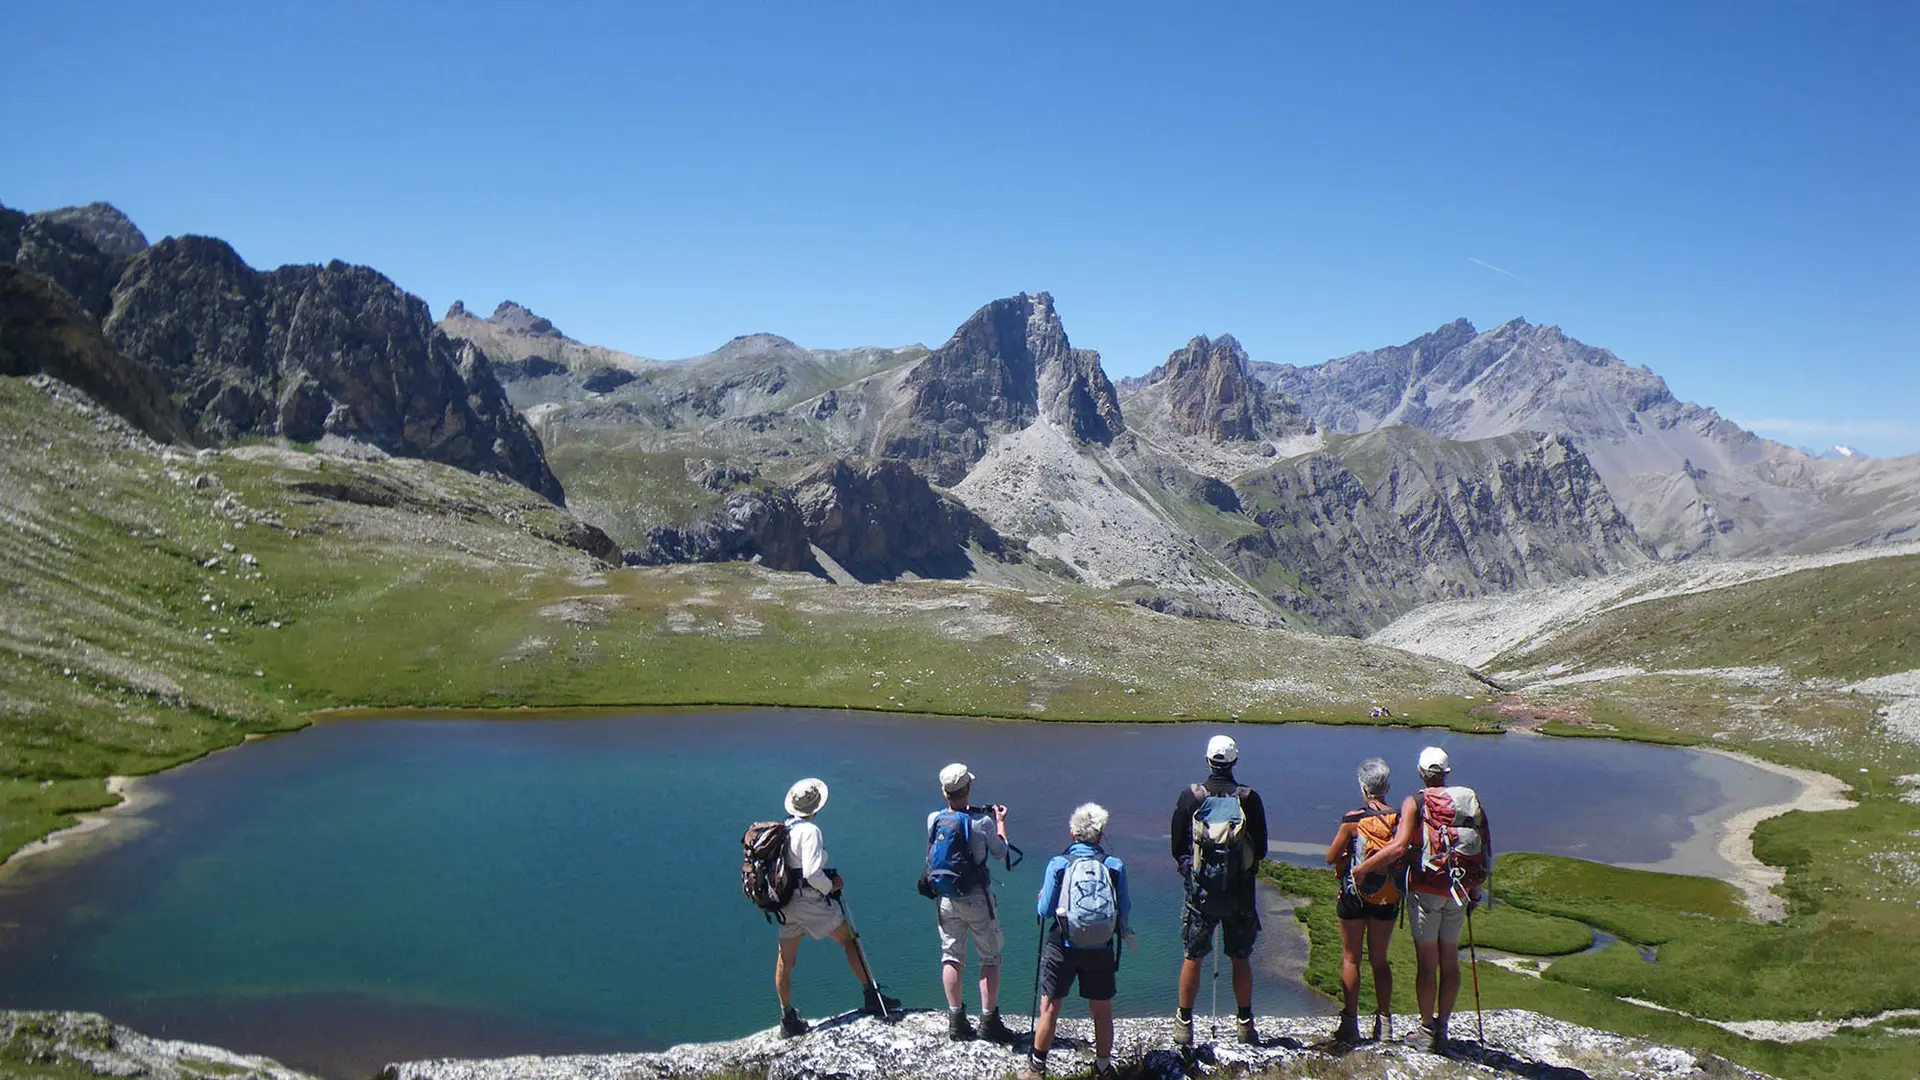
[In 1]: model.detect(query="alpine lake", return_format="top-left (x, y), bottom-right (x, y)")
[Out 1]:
top-left (0, 709), bottom-right (1801, 1078)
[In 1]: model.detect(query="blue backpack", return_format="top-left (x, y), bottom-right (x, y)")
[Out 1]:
top-left (1056, 853), bottom-right (1118, 948)
top-left (923, 809), bottom-right (985, 898)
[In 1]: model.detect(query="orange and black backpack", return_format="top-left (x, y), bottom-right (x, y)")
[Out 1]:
top-left (1342, 805), bottom-right (1406, 907)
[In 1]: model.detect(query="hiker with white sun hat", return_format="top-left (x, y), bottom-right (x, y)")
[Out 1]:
top-left (770, 777), bottom-right (895, 1037)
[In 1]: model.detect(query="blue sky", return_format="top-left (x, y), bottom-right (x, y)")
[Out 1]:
top-left (5, 2), bottom-right (1916, 454)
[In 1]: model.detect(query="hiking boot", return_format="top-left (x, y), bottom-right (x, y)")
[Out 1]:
top-left (1236, 1016), bottom-right (1258, 1045)
top-left (1173, 1011), bottom-right (1193, 1048)
top-left (1091, 1065), bottom-right (1118, 1080)
top-left (1426, 1016), bottom-right (1450, 1054)
top-left (862, 986), bottom-right (901, 1018)
top-left (947, 1009), bottom-right (976, 1041)
top-left (779, 1008), bottom-right (809, 1038)
top-left (978, 1010), bottom-right (1015, 1044)
top-left (1015, 1056), bottom-right (1046, 1080)
top-left (1371, 1012), bottom-right (1391, 1042)
top-left (1330, 1011), bottom-right (1360, 1044)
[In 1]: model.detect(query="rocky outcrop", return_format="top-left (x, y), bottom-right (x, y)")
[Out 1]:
top-left (1142, 333), bottom-right (1302, 442)
top-left (487, 300), bottom-right (563, 338)
top-left (630, 488), bottom-right (816, 571)
top-left (1, 205), bottom-right (126, 321)
top-left (794, 459), bottom-right (1008, 581)
top-left (0, 263), bottom-right (194, 444)
top-left (103, 236), bottom-right (567, 503)
top-left (33, 201), bottom-right (150, 257)
top-left (1230, 429), bottom-right (1653, 633)
top-left (879, 293), bottom-right (1122, 485)
top-left (380, 1009), bottom-right (1770, 1080)
top-left (0, 1011), bottom-right (317, 1080)
top-left (632, 459), bottom-right (1010, 580)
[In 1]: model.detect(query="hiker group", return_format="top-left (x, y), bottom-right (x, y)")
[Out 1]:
top-left (738, 735), bottom-right (1492, 1075)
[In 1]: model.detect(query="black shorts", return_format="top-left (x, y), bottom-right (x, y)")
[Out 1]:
top-left (1336, 890), bottom-right (1400, 922)
top-left (1181, 902), bottom-right (1259, 960)
top-left (1039, 937), bottom-right (1117, 1001)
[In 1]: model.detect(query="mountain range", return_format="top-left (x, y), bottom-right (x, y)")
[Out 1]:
top-left (5, 198), bottom-right (1915, 636)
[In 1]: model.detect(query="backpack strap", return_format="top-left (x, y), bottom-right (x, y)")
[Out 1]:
top-left (1190, 783), bottom-right (1208, 802)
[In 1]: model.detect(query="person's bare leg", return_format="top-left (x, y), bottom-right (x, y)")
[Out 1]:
top-left (1413, 940), bottom-right (1440, 1024)
top-left (1033, 996), bottom-right (1062, 1055)
top-left (980, 963), bottom-right (1000, 1013)
top-left (1366, 919), bottom-right (1395, 1016)
top-left (1230, 957), bottom-right (1252, 1010)
top-left (1337, 919), bottom-right (1364, 1015)
top-left (775, 935), bottom-right (801, 1009)
top-left (1436, 940), bottom-right (1461, 1023)
top-left (1090, 998), bottom-right (1115, 1059)
top-left (830, 922), bottom-right (871, 987)
top-left (1177, 957), bottom-right (1201, 1009)
top-left (943, 960), bottom-right (964, 1008)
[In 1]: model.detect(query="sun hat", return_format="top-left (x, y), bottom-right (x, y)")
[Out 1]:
top-left (1417, 746), bottom-right (1451, 776)
top-left (785, 777), bottom-right (829, 817)
top-left (1206, 734), bottom-right (1238, 765)
top-left (939, 762), bottom-right (975, 795)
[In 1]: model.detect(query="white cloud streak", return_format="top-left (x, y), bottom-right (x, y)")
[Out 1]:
top-left (1467, 257), bottom-right (1518, 279)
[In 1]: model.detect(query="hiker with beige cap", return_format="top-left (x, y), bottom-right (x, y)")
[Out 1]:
top-left (771, 777), bottom-right (892, 1037)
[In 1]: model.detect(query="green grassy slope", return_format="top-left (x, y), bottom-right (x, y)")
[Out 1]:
top-left (1496, 554), bottom-right (1920, 683)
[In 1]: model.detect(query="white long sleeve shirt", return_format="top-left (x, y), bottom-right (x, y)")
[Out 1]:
top-left (785, 817), bottom-right (834, 894)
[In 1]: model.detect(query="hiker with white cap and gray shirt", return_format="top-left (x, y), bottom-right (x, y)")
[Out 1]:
top-left (1355, 746), bottom-right (1493, 1053)
top-left (774, 777), bottom-right (892, 1037)
top-left (920, 762), bottom-right (1013, 1042)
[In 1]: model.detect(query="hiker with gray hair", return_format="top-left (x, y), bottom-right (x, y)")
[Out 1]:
top-left (1356, 746), bottom-right (1493, 1053)
top-left (921, 762), bottom-right (1014, 1043)
top-left (1019, 802), bottom-right (1134, 1080)
top-left (1324, 756), bottom-right (1404, 1043)
top-left (772, 778), bottom-right (894, 1037)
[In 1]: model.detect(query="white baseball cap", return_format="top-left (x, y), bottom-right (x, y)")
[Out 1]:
top-left (939, 762), bottom-right (975, 794)
top-left (1418, 746), bottom-right (1451, 776)
top-left (1206, 734), bottom-right (1238, 765)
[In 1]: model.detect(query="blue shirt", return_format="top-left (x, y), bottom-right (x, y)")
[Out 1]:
top-left (1035, 842), bottom-right (1131, 943)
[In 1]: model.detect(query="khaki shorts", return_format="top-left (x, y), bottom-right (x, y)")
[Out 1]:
top-left (778, 890), bottom-right (846, 941)
top-left (1408, 890), bottom-right (1465, 944)
top-left (936, 890), bottom-right (1004, 967)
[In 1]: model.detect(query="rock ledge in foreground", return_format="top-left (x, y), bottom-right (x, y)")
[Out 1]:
top-left (382, 1008), bottom-right (1770, 1080)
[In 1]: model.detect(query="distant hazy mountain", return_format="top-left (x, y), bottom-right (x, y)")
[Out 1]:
top-left (1253, 318), bottom-right (1920, 557)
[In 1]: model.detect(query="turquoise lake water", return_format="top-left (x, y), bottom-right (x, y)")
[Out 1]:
top-left (0, 710), bottom-right (1798, 1077)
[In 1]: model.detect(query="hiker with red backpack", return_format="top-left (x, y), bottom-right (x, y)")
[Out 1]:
top-left (1324, 757), bottom-right (1405, 1044)
top-left (1169, 734), bottom-right (1269, 1048)
top-left (1019, 802), bottom-right (1133, 1080)
top-left (919, 762), bottom-right (1016, 1043)
top-left (743, 778), bottom-right (895, 1038)
top-left (1362, 746), bottom-right (1492, 1053)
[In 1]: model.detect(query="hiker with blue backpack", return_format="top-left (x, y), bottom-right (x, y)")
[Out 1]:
top-left (1018, 802), bottom-right (1134, 1080)
top-left (1170, 734), bottom-right (1269, 1047)
top-left (919, 762), bottom-right (1017, 1043)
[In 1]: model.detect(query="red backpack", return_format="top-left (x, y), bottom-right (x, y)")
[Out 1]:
top-left (1416, 787), bottom-right (1487, 900)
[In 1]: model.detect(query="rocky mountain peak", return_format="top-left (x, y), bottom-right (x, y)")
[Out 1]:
top-left (444, 300), bottom-right (470, 320)
top-left (1146, 333), bottom-right (1273, 442)
top-left (32, 202), bottom-right (149, 258)
top-left (878, 292), bottom-right (1121, 484)
top-left (488, 300), bottom-right (562, 338)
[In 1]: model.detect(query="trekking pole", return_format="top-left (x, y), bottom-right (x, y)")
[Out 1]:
top-left (834, 894), bottom-right (889, 1021)
top-left (1464, 893), bottom-right (1485, 1043)
top-left (1029, 915), bottom-right (1044, 1042)
top-left (1211, 926), bottom-right (1221, 1043)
